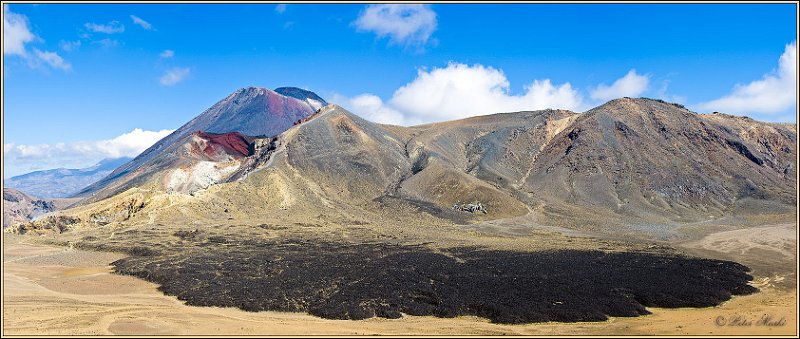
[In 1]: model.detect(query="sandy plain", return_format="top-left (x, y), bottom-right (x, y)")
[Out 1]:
top-left (2, 223), bottom-right (796, 336)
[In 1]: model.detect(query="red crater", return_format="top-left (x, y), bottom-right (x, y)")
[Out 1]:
top-left (194, 131), bottom-right (252, 157)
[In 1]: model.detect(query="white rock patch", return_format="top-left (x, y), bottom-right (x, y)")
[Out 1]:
top-left (167, 161), bottom-right (241, 194)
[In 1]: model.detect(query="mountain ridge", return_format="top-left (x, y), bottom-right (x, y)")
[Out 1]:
top-left (13, 96), bottom-right (796, 241)
top-left (4, 157), bottom-right (132, 199)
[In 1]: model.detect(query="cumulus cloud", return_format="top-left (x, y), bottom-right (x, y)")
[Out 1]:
top-left (3, 6), bottom-right (71, 72)
top-left (159, 67), bottom-right (190, 86)
top-left (330, 93), bottom-right (406, 125)
top-left (354, 4), bottom-right (437, 47)
top-left (334, 63), bottom-right (585, 126)
top-left (130, 15), bottom-right (153, 30)
top-left (160, 49), bottom-right (175, 58)
top-left (33, 48), bottom-right (71, 71)
top-left (3, 4), bottom-right (34, 56)
top-left (84, 21), bottom-right (125, 34)
top-left (392, 64), bottom-right (583, 124)
top-left (4, 128), bottom-right (173, 177)
top-left (590, 69), bottom-right (650, 102)
top-left (698, 41), bottom-right (797, 116)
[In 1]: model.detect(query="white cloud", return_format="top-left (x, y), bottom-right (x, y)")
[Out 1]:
top-left (3, 6), bottom-right (72, 72)
top-left (130, 15), bottom-right (153, 30)
top-left (275, 4), bottom-right (287, 13)
top-left (33, 48), bottom-right (71, 71)
top-left (333, 62), bottom-right (585, 126)
top-left (59, 40), bottom-right (81, 52)
top-left (4, 128), bottom-right (173, 159)
top-left (391, 63), bottom-right (584, 124)
top-left (354, 4), bottom-right (437, 47)
top-left (698, 41), bottom-right (797, 115)
top-left (4, 128), bottom-right (173, 177)
top-left (331, 93), bottom-right (406, 125)
top-left (84, 21), bottom-right (125, 34)
top-left (3, 4), bottom-right (35, 56)
top-left (590, 69), bottom-right (650, 102)
top-left (160, 49), bottom-right (175, 58)
top-left (159, 67), bottom-right (190, 86)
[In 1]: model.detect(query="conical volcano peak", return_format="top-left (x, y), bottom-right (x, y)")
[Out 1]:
top-left (274, 87), bottom-right (328, 110)
top-left (237, 86), bottom-right (266, 93)
top-left (75, 86), bottom-right (325, 201)
top-left (225, 86), bottom-right (274, 101)
top-left (274, 87), bottom-right (326, 103)
top-left (222, 86), bottom-right (327, 111)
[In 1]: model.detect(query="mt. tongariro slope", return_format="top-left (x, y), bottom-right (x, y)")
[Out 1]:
top-left (9, 87), bottom-right (796, 326)
top-left (54, 92), bottom-right (796, 232)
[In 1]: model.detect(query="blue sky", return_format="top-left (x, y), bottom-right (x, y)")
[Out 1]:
top-left (3, 3), bottom-right (798, 178)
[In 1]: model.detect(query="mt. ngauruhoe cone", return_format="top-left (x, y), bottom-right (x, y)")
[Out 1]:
top-left (75, 87), bottom-right (326, 203)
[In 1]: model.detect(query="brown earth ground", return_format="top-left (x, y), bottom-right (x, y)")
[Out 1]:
top-left (3, 222), bottom-right (796, 336)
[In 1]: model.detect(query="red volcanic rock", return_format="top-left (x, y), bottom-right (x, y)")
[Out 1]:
top-left (195, 131), bottom-right (251, 157)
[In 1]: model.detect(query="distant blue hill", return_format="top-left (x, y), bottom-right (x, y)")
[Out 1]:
top-left (4, 157), bottom-right (132, 198)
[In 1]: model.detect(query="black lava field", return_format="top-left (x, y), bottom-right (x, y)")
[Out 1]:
top-left (111, 240), bottom-right (757, 324)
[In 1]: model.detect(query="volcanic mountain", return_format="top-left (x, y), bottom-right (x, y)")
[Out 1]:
top-left (39, 97), bottom-right (795, 238)
top-left (75, 87), bottom-right (326, 203)
top-left (523, 99), bottom-right (796, 226)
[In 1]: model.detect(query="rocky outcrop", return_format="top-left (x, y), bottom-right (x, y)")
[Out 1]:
top-left (2, 188), bottom-right (63, 228)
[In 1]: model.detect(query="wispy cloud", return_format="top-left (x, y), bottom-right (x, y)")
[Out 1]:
top-left (58, 40), bottom-right (81, 52)
top-left (589, 69), bottom-right (650, 102)
top-left (354, 4), bottom-right (437, 48)
top-left (33, 48), bottom-right (71, 71)
top-left (4, 128), bottom-right (174, 177)
top-left (655, 79), bottom-right (686, 105)
top-left (160, 49), bottom-right (175, 58)
top-left (159, 67), bottom-right (190, 86)
top-left (698, 41), bottom-right (797, 116)
top-left (94, 38), bottom-right (120, 48)
top-left (275, 4), bottom-right (287, 14)
top-left (130, 15), bottom-right (153, 30)
top-left (84, 21), bottom-right (125, 34)
top-left (3, 4), bottom-right (35, 56)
